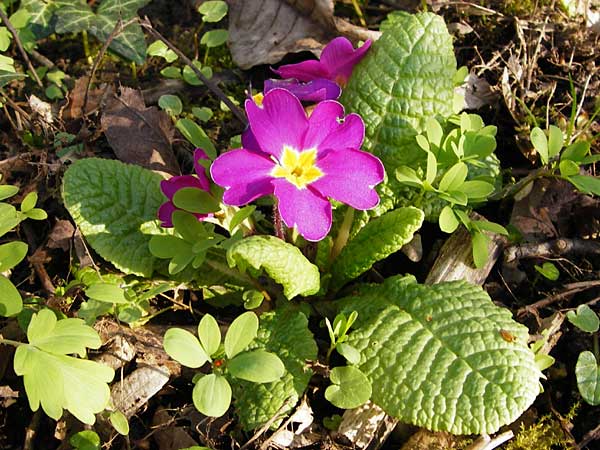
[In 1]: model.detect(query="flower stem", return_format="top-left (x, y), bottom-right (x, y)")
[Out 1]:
top-left (0, 338), bottom-right (24, 347)
top-left (273, 203), bottom-right (285, 241)
top-left (331, 207), bottom-right (354, 261)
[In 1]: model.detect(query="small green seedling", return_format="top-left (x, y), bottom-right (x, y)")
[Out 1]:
top-left (163, 312), bottom-right (285, 417)
top-left (567, 305), bottom-right (600, 405)
top-left (534, 262), bottom-right (560, 281)
top-left (324, 311), bottom-right (371, 409)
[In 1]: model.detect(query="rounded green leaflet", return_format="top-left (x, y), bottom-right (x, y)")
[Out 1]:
top-left (20, 191), bottom-right (37, 212)
top-left (109, 410), bottom-right (129, 435)
top-left (175, 118), bottom-right (216, 158)
top-left (530, 127), bottom-right (549, 164)
top-left (193, 374), bottom-right (232, 417)
top-left (575, 351), bottom-right (600, 406)
top-left (547, 125), bottom-right (564, 159)
top-left (201, 29), bottom-right (228, 47)
top-left (163, 328), bottom-right (209, 368)
top-left (559, 159), bottom-right (580, 177)
top-left (224, 311), bottom-right (258, 359)
top-left (0, 274), bottom-right (22, 316)
top-left (438, 206), bottom-right (459, 234)
top-left (70, 430), bottom-right (101, 450)
top-left (198, 0), bottom-right (228, 22)
top-left (534, 262), bottom-right (559, 281)
top-left (566, 305), bottom-right (599, 333)
top-left (228, 349), bottom-right (285, 383)
top-left (336, 342), bottom-right (361, 365)
top-left (198, 313), bottom-right (221, 356)
top-left (325, 366), bottom-right (372, 409)
top-left (438, 162), bottom-right (468, 193)
top-left (158, 94), bottom-right (183, 116)
top-left (0, 241), bottom-right (28, 271)
top-left (85, 282), bottom-right (128, 304)
top-left (0, 184), bottom-right (18, 200)
top-left (172, 187), bottom-right (221, 214)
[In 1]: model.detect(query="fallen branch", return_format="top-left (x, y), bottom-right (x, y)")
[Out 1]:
top-left (505, 238), bottom-right (600, 263)
top-left (517, 280), bottom-right (600, 318)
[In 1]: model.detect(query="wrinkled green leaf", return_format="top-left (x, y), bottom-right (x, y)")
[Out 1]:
top-left (330, 207), bottom-right (424, 290)
top-left (341, 12), bottom-right (456, 170)
top-left (62, 158), bottom-right (171, 277)
top-left (227, 236), bottom-right (320, 299)
top-left (339, 277), bottom-right (542, 434)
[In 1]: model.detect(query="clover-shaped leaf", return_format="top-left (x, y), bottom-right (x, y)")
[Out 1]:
top-left (325, 366), bottom-right (372, 409)
top-left (575, 351), bottom-right (600, 406)
top-left (0, 241), bottom-right (28, 271)
top-left (13, 309), bottom-right (114, 424)
top-left (566, 305), bottom-right (599, 333)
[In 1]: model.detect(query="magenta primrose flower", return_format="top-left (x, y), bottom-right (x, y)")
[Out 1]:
top-left (158, 149), bottom-right (211, 227)
top-left (273, 37), bottom-right (372, 88)
top-left (264, 78), bottom-right (341, 102)
top-left (210, 88), bottom-right (385, 241)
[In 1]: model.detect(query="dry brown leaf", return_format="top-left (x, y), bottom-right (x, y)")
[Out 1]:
top-left (61, 76), bottom-right (114, 121)
top-left (227, 0), bottom-right (380, 69)
top-left (101, 87), bottom-right (180, 176)
top-left (47, 220), bottom-right (75, 252)
top-left (152, 408), bottom-right (200, 450)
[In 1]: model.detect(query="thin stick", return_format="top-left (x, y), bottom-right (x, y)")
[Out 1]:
top-left (239, 397), bottom-right (294, 450)
top-left (139, 17), bottom-right (247, 125)
top-left (0, 8), bottom-right (43, 87)
top-left (517, 280), bottom-right (600, 318)
top-left (23, 410), bottom-right (42, 450)
top-left (82, 18), bottom-right (139, 119)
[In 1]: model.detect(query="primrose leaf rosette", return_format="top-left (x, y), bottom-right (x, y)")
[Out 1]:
top-left (13, 309), bottom-right (114, 424)
top-left (338, 277), bottom-right (541, 435)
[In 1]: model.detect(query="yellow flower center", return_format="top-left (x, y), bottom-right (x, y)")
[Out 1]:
top-left (252, 92), bottom-right (264, 107)
top-left (271, 146), bottom-right (323, 189)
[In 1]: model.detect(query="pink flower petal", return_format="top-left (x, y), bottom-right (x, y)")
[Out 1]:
top-left (273, 60), bottom-right (329, 82)
top-left (320, 38), bottom-right (372, 85)
top-left (160, 175), bottom-right (204, 200)
top-left (158, 201), bottom-right (177, 227)
top-left (193, 148), bottom-right (211, 190)
top-left (241, 127), bottom-right (260, 152)
top-left (210, 149), bottom-right (275, 206)
top-left (273, 179), bottom-right (332, 241)
top-left (245, 89), bottom-right (308, 159)
top-left (302, 100), bottom-right (345, 150)
top-left (264, 78), bottom-right (341, 102)
top-left (312, 149), bottom-right (384, 210)
top-left (317, 113), bottom-right (365, 154)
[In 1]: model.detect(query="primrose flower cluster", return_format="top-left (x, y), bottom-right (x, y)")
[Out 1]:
top-left (159, 37), bottom-right (384, 241)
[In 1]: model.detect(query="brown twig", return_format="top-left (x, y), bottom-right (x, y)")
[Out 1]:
top-left (0, 8), bottom-right (43, 87)
top-left (28, 49), bottom-right (55, 69)
top-left (517, 280), bottom-right (600, 318)
top-left (83, 18), bottom-right (139, 119)
top-left (504, 238), bottom-right (600, 263)
top-left (139, 16), bottom-right (247, 125)
top-left (579, 421), bottom-right (600, 448)
top-left (23, 410), bottom-right (42, 450)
